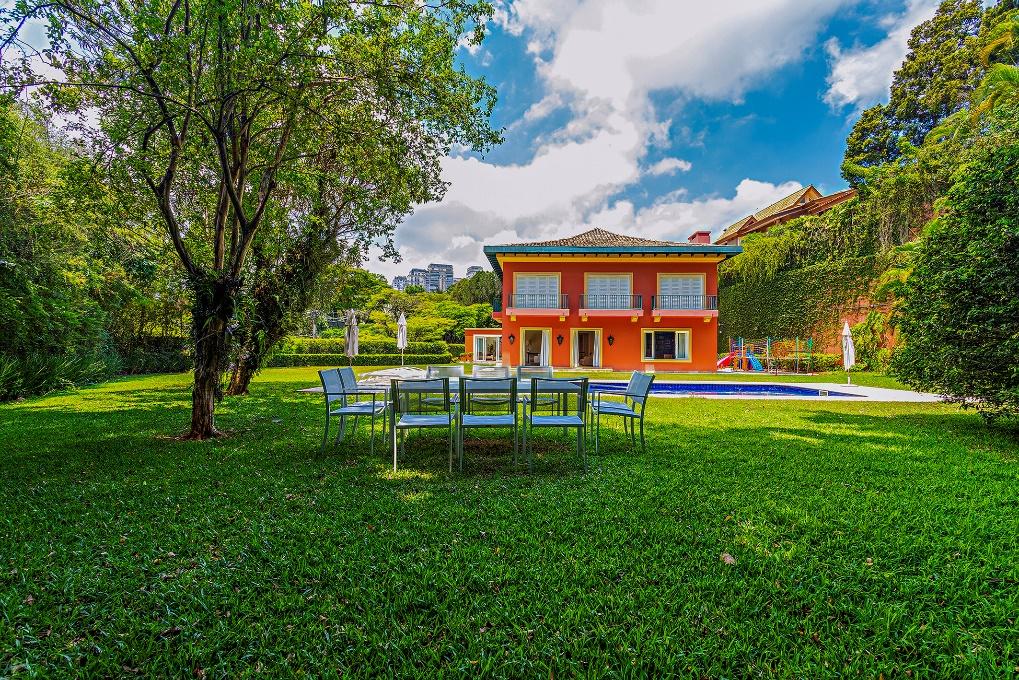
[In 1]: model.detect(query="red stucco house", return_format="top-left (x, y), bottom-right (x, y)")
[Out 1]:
top-left (465, 228), bottom-right (741, 372)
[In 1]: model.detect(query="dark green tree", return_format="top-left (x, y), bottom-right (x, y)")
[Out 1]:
top-left (843, 0), bottom-right (984, 184)
top-left (892, 143), bottom-right (1019, 420)
top-left (447, 269), bottom-right (499, 305)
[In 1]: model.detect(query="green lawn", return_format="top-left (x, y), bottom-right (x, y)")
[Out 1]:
top-left (2, 368), bottom-right (1017, 677)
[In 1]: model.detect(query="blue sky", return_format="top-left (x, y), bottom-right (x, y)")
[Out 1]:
top-left (375, 0), bottom-right (942, 280)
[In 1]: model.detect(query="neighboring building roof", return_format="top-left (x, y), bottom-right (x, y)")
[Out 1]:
top-left (715, 185), bottom-right (856, 245)
top-left (483, 227), bottom-right (741, 277)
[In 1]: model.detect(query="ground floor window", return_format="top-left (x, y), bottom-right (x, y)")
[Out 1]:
top-left (642, 329), bottom-right (691, 361)
top-left (473, 335), bottom-right (501, 363)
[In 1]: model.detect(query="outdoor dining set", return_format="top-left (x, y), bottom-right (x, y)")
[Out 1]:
top-left (317, 366), bottom-right (656, 473)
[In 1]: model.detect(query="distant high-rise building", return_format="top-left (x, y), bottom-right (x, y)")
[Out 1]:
top-left (426, 263), bottom-right (454, 292)
top-left (407, 268), bottom-right (429, 289)
top-left (392, 275), bottom-right (408, 291)
top-left (466, 265), bottom-right (484, 278)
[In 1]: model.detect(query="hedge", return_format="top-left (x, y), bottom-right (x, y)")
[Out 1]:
top-left (447, 343), bottom-right (466, 357)
top-left (117, 336), bottom-right (190, 374)
top-left (278, 337), bottom-right (449, 355)
top-left (267, 353), bottom-right (454, 368)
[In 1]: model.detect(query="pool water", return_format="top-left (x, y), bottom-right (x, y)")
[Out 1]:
top-left (587, 381), bottom-right (862, 398)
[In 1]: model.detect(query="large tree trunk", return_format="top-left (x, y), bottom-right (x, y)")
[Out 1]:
top-left (186, 275), bottom-right (240, 439)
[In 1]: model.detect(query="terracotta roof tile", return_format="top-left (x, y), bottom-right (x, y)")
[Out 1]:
top-left (509, 228), bottom-right (688, 248)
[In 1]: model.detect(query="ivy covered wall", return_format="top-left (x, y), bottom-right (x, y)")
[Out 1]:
top-left (718, 256), bottom-right (880, 351)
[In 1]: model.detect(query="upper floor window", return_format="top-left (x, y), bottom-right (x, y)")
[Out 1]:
top-left (657, 274), bottom-right (705, 310)
top-left (584, 274), bottom-right (633, 309)
top-left (512, 273), bottom-right (560, 308)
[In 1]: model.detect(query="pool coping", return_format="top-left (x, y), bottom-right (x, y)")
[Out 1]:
top-left (592, 380), bottom-right (943, 402)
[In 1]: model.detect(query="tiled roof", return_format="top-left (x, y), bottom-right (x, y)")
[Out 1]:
top-left (718, 216), bottom-right (756, 242)
top-left (507, 228), bottom-right (685, 248)
top-left (718, 186), bottom-right (816, 242)
top-left (714, 185), bottom-right (859, 244)
top-left (483, 227), bottom-right (742, 277)
top-left (752, 186), bottom-right (817, 222)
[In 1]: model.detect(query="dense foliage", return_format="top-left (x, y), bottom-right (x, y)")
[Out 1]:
top-left (447, 270), bottom-right (500, 305)
top-left (892, 144), bottom-right (1019, 419)
top-left (0, 103), bottom-right (187, 398)
top-left (721, 1), bottom-right (1019, 374)
top-left (359, 288), bottom-right (497, 343)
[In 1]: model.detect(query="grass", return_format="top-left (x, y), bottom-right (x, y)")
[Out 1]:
top-left (2, 367), bottom-right (1017, 677)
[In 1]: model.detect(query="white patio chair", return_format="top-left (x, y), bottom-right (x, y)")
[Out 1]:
top-left (318, 368), bottom-right (387, 456)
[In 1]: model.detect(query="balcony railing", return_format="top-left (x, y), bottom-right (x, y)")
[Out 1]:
top-left (579, 294), bottom-right (643, 310)
top-left (508, 293), bottom-right (569, 309)
top-left (652, 294), bottom-right (718, 311)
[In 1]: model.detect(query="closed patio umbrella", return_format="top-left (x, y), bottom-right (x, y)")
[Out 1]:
top-left (396, 312), bottom-right (408, 366)
top-left (345, 310), bottom-right (359, 367)
top-left (841, 321), bottom-right (856, 385)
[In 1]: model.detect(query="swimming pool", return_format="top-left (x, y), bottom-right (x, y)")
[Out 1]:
top-left (587, 381), bottom-right (863, 398)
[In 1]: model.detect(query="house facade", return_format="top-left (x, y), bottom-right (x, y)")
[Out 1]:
top-left (468, 228), bottom-right (741, 372)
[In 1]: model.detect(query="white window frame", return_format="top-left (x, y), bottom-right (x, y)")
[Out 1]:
top-left (512, 273), bottom-right (561, 308)
top-left (472, 334), bottom-right (501, 363)
top-left (584, 273), bottom-right (633, 309)
top-left (641, 329), bottom-right (692, 362)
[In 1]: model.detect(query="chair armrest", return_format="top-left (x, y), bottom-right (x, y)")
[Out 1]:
top-left (589, 387), bottom-right (626, 404)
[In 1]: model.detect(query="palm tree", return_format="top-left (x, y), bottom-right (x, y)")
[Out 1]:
top-left (972, 12), bottom-right (1019, 118)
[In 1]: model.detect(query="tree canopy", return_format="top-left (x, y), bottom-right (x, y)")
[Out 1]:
top-left (1, 0), bottom-right (499, 435)
top-left (892, 143), bottom-right (1019, 419)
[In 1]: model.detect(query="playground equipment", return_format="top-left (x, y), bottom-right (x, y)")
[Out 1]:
top-left (718, 337), bottom-right (815, 374)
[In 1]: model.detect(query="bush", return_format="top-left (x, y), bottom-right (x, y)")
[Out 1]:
top-left (893, 144), bottom-right (1019, 420)
top-left (447, 343), bottom-right (466, 358)
top-left (266, 353), bottom-right (454, 368)
top-left (278, 337), bottom-right (448, 355)
top-left (0, 352), bottom-right (117, 401)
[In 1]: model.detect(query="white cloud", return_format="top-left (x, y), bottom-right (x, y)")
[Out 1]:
top-left (374, 0), bottom-right (856, 276)
top-left (824, 0), bottom-right (940, 110)
top-left (646, 157), bottom-right (692, 176)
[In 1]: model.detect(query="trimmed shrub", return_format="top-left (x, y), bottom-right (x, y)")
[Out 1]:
top-left (278, 337), bottom-right (448, 355)
top-left (267, 353), bottom-right (453, 368)
top-left (447, 343), bottom-right (466, 358)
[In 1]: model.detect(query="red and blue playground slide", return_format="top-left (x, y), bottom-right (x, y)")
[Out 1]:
top-left (716, 346), bottom-right (764, 371)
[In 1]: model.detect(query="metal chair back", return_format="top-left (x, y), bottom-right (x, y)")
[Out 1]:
top-left (391, 377), bottom-right (452, 415)
top-left (319, 368), bottom-right (345, 406)
top-left (459, 377), bottom-right (517, 415)
top-left (338, 367), bottom-right (358, 392)
top-left (516, 365), bottom-right (553, 380)
top-left (527, 377), bottom-right (588, 417)
top-left (426, 365), bottom-right (465, 379)
top-left (624, 371), bottom-right (655, 408)
top-left (472, 365), bottom-right (510, 379)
